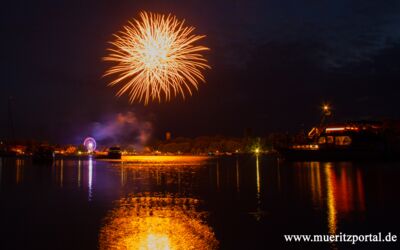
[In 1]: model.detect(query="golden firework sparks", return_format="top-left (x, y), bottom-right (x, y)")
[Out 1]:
top-left (104, 11), bottom-right (210, 104)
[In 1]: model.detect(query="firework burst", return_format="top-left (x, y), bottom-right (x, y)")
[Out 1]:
top-left (103, 11), bottom-right (210, 104)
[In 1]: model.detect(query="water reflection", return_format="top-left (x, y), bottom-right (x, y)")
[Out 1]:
top-left (121, 164), bottom-right (126, 186)
top-left (0, 158), bottom-right (2, 186)
top-left (52, 157), bottom-right (94, 200)
top-left (0, 157), bottom-right (3, 189)
top-left (0, 156), bottom-right (398, 249)
top-left (309, 162), bottom-right (322, 208)
top-left (256, 156), bottom-right (260, 196)
top-left (325, 165), bottom-right (337, 235)
top-left (15, 159), bottom-right (23, 184)
top-left (60, 160), bottom-right (64, 187)
top-left (53, 159), bottom-right (64, 187)
top-left (324, 162), bottom-right (365, 235)
top-left (276, 158), bottom-right (281, 192)
top-left (235, 158), bottom-right (240, 193)
top-left (0, 156), bottom-right (376, 249)
top-left (88, 157), bottom-right (94, 201)
top-left (78, 159), bottom-right (82, 188)
top-left (114, 163), bottom-right (205, 195)
top-left (216, 161), bottom-right (220, 190)
top-left (99, 195), bottom-right (218, 250)
top-left (253, 155), bottom-right (263, 221)
top-left (296, 162), bottom-right (366, 235)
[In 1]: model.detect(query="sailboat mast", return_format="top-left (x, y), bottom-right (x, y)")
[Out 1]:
top-left (8, 96), bottom-right (15, 142)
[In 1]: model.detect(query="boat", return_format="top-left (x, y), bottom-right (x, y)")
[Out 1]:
top-left (278, 105), bottom-right (400, 161)
top-left (107, 147), bottom-right (122, 159)
top-left (279, 120), bottom-right (400, 161)
top-left (32, 145), bottom-right (55, 163)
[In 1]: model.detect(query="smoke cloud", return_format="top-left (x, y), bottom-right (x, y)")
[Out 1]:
top-left (90, 112), bottom-right (152, 150)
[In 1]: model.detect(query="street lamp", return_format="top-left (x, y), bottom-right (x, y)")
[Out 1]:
top-left (322, 103), bottom-right (332, 116)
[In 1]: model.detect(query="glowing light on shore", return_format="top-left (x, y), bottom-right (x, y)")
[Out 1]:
top-left (104, 11), bottom-right (210, 104)
top-left (99, 196), bottom-right (218, 250)
top-left (83, 137), bottom-right (97, 153)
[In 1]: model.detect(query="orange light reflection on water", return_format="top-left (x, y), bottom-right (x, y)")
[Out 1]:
top-left (109, 155), bottom-right (211, 165)
top-left (78, 159), bottom-right (82, 188)
top-left (323, 163), bottom-right (366, 235)
top-left (256, 155), bottom-right (260, 195)
top-left (16, 159), bottom-right (23, 184)
top-left (301, 162), bottom-right (366, 235)
top-left (325, 164), bottom-right (337, 235)
top-left (309, 162), bottom-right (322, 208)
top-left (99, 196), bottom-right (218, 250)
top-left (253, 155), bottom-right (263, 221)
top-left (235, 158), bottom-right (240, 193)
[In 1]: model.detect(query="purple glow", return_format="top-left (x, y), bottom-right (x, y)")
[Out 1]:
top-left (83, 137), bottom-right (97, 153)
top-left (91, 112), bottom-right (152, 149)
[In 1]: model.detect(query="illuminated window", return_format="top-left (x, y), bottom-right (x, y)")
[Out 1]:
top-left (335, 136), bottom-right (352, 146)
top-left (318, 137), bottom-right (326, 144)
top-left (327, 136), bottom-right (334, 144)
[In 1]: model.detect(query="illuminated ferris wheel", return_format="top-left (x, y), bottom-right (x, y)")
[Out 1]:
top-left (83, 137), bottom-right (97, 153)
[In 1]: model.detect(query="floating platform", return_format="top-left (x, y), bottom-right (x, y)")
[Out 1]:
top-left (97, 155), bottom-right (212, 165)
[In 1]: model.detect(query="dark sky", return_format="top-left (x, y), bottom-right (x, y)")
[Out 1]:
top-left (1, 0), bottom-right (400, 143)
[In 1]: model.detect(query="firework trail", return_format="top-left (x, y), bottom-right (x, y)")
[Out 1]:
top-left (104, 11), bottom-right (210, 104)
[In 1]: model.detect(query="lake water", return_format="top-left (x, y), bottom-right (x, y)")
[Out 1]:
top-left (0, 156), bottom-right (399, 249)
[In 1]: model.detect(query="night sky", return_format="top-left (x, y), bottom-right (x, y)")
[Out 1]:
top-left (2, 0), bottom-right (400, 143)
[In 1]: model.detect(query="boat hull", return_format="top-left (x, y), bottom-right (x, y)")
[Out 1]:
top-left (278, 148), bottom-right (397, 161)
